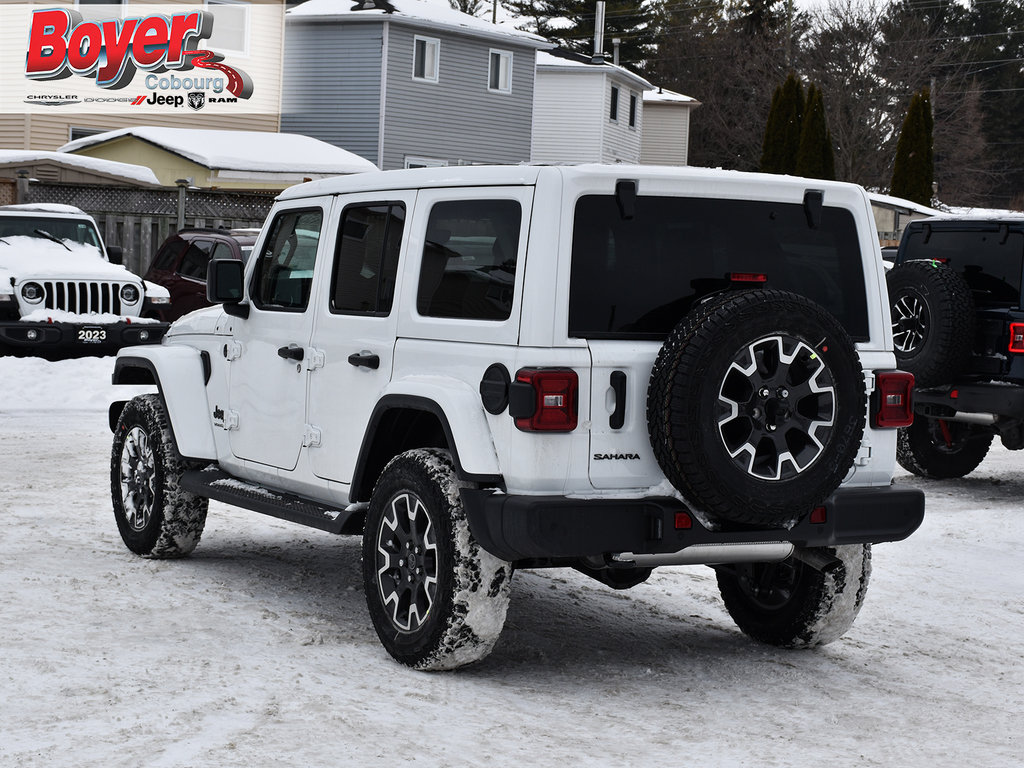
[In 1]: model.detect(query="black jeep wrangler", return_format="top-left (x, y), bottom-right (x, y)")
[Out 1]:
top-left (887, 216), bottom-right (1024, 477)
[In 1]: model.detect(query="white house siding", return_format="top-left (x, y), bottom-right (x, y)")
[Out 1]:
top-left (640, 102), bottom-right (691, 166)
top-left (281, 21), bottom-right (383, 166)
top-left (601, 79), bottom-right (642, 164)
top-left (531, 71), bottom-right (604, 164)
top-left (381, 24), bottom-right (536, 171)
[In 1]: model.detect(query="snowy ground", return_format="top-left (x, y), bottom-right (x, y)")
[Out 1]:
top-left (1, 357), bottom-right (1021, 767)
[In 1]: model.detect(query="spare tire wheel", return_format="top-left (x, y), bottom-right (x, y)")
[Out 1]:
top-left (647, 289), bottom-right (866, 528)
top-left (886, 260), bottom-right (974, 387)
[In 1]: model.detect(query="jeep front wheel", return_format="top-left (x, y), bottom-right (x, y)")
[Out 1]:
top-left (716, 544), bottom-right (871, 647)
top-left (110, 394), bottom-right (209, 558)
top-left (362, 449), bottom-right (512, 671)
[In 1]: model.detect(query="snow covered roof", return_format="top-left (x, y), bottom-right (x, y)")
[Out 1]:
top-left (288, 0), bottom-right (549, 48)
top-left (536, 49), bottom-right (653, 91)
top-left (942, 206), bottom-right (1024, 219)
top-left (644, 87), bottom-right (700, 106)
top-left (58, 127), bottom-right (378, 175)
top-left (867, 192), bottom-right (945, 218)
top-left (0, 150), bottom-right (160, 186)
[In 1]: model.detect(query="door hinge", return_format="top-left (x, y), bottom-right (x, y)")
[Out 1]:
top-left (223, 409), bottom-right (239, 431)
top-left (863, 371), bottom-right (876, 393)
top-left (224, 340), bottom-right (243, 361)
top-left (306, 347), bottom-right (326, 371)
top-left (303, 424), bottom-right (322, 447)
top-left (855, 441), bottom-right (872, 466)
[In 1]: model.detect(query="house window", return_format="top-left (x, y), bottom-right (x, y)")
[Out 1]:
top-left (205, 0), bottom-right (250, 56)
top-left (488, 50), bottom-right (512, 93)
top-left (413, 36), bottom-right (440, 82)
top-left (69, 126), bottom-right (106, 142)
top-left (628, 92), bottom-right (637, 128)
top-left (405, 156), bottom-right (448, 169)
top-left (610, 86), bottom-right (619, 121)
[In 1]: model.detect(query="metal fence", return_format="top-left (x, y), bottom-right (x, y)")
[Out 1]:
top-left (23, 182), bottom-right (275, 276)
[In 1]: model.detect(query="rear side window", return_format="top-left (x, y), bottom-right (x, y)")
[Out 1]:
top-left (568, 195), bottom-right (869, 340)
top-left (152, 239), bottom-right (187, 271)
top-left (416, 199), bottom-right (521, 320)
top-left (331, 203), bottom-right (405, 315)
top-left (178, 239), bottom-right (214, 280)
top-left (903, 228), bottom-right (1023, 306)
top-left (251, 208), bottom-right (323, 311)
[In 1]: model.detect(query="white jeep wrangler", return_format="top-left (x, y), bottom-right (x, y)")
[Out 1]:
top-left (108, 165), bottom-right (924, 670)
top-left (0, 203), bottom-right (169, 358)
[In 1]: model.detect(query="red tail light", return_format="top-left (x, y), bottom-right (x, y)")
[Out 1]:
top-left (729, 272), bottom-right (767, 283)
top-left (510, 368), bottom-right (578, 432)
top-left (1009, 322), bottom-right (1024, 353)
top-left (874, 370), bottom-right (915, 428)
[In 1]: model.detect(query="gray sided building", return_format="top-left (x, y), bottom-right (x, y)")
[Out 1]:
top-left (282, 0), bottom-right (549, 171)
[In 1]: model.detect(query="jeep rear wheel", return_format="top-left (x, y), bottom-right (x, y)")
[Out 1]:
top-left (362, 449), bottom-right (512, 671)
top-left (886, 261), bottom-right (974, 386)
top-left (897, 417), bottom-right (993, 478)
top-left (717, 544), bottom-right (871, 647)
top-left (110, 394), bottom-right (208, 558)
top-left (647, 290), bottom-right (866, 528)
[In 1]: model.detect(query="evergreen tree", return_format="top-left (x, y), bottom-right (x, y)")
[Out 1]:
top-left (449, 0), bottom-right (487, 16)
top-left (504, 0), bottom-right (658, 71)
top-left (891, 88), bottom-right (935, 206)
top-left (795, 83), bottom-right (834, 180)
top-left (760, 72), bottom-right (803, 174)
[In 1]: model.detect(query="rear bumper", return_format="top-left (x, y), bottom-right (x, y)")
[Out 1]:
top-left (461, 485), bottom-right (925, 563)
top-left (0, 320), bottom-right (168, 359)
top-left (915, 382), bottom-right (1024, 420)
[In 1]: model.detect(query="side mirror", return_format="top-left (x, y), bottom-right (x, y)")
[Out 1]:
top-left (106, 245), bottom-right (123, 265)
top-left (207, 258), bottom-right (248, 318)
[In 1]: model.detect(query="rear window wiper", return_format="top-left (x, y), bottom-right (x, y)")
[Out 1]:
top-left (33, 228), bottom-right (72, 251)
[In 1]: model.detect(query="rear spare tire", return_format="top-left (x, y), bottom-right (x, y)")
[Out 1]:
top-left (647, 289), bottom-right (866, 528)
top-left (886, 260), bottom-right (974, 386)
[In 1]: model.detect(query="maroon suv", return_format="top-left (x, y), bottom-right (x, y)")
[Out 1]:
top-left (144, 228), bottom-right (258, 321)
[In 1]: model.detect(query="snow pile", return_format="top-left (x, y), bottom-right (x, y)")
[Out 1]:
top-left (0, 356), bottom-right (152, 412)
top-left (20, 309), bottom-right (162, 325)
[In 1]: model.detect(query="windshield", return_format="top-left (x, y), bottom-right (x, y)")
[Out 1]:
top-left (0, 216), bottom-right (103, 251)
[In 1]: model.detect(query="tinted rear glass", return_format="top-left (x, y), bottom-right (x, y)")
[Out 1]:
top-left (902, 228), bottom-right (1023, 306)
top-left (568, 195), bottom-right (869, 340)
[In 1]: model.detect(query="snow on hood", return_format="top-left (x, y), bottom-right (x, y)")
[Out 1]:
top-left (0, 236), bottom-right (140, 285)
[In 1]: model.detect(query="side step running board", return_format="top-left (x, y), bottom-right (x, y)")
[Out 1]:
top-left (181, 467), bottom-right (364, 535)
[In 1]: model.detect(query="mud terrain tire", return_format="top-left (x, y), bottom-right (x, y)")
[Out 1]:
top-left (111, 394), bottom-right (209, 558)
top-left (362, 449), bottom-right (513, 671)
top-left (647, 289), bottom-right (866, 527)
